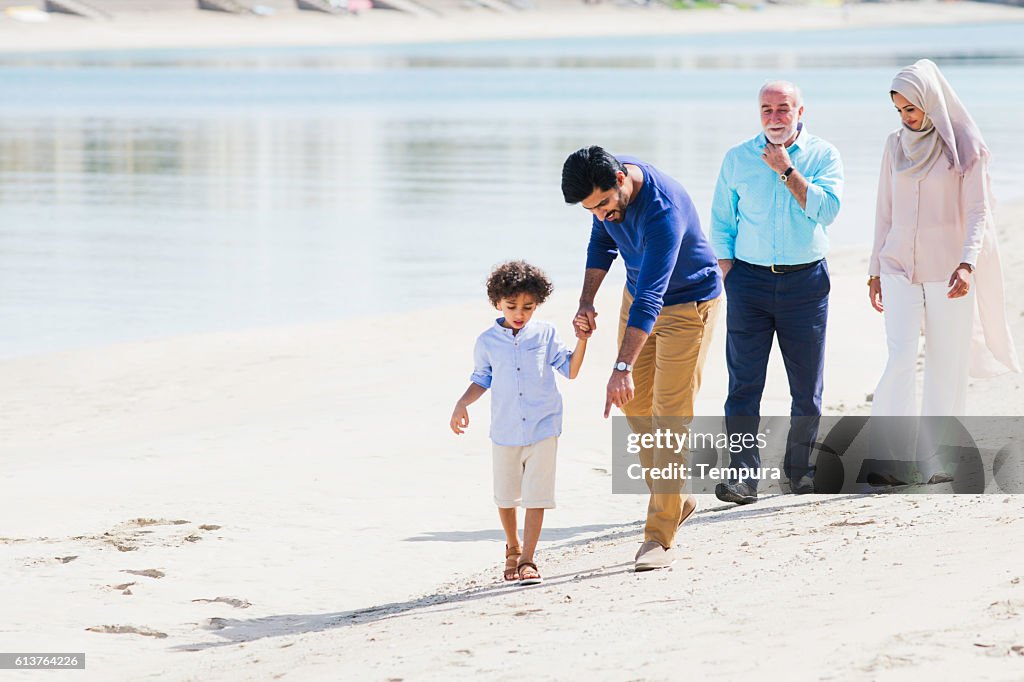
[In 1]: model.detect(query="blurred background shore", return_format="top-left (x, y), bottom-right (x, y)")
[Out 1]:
top-left (2, 6), bottom-right (1024, 679)
top-left (1, 0), bottom-right (1023, 51)
top-left (1, 14), bottom-right (1024, 360)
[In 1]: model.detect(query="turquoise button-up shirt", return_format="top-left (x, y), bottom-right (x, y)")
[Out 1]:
top-left (710, 127), bottom-right (843, 266)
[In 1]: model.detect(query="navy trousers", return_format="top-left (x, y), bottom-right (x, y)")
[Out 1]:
top-left (723, 259), bottom-right (830, 489)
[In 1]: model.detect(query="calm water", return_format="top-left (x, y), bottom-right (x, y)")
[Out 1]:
top-left (1, 22), bottom-right (1023, 358)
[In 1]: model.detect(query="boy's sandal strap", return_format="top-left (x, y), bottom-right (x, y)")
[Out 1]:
top-left (505, 545), bottom-right (522, 558)
top-left (517, 561), bottom-right (538, 571)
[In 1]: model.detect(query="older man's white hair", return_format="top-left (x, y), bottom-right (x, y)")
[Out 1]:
top-left (759, 80), bottom-right (803, 107)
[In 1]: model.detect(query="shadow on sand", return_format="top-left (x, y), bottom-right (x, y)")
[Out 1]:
top-left (171, 492), bottom-right (872, 652)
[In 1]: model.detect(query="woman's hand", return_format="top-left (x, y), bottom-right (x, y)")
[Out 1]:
top-left (947, 263), bottom-right (973, 299)
top-left (869, 278), bottom-right (883, 313)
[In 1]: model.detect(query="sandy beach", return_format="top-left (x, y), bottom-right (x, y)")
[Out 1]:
top-left (0, 1), bottom-right (1022, 53)
top-left (1, 183), bottom-right (1022, 679)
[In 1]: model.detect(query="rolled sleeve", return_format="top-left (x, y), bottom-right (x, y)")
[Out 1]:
top-left (585, 218), bottom-right (619, 271)
top-left (710, 157), bottom-right (738, 260)
top-left (547, 329), bottom-right (572, 379)
top-left (469, 337), bottom-right (492, 389)
top-left (802, 147), bottom-right (843, 227)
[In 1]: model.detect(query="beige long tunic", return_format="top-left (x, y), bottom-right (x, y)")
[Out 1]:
top-left (869, 130), bottom-right (1020, 378)
top-left (870, 131), bottom-right (985, 281)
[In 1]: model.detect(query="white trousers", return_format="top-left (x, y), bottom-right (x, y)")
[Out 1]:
top-left (872, 274), bottom-right (975, 417)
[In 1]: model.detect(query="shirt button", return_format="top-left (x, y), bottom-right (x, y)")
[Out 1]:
top-left (522, 418), bottom-right (526, 421)
top-left (517, 367), bottom-right (520, 371)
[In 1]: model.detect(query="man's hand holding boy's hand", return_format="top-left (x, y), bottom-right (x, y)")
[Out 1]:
top-left (573, 311), bottom-right (598, 337)
top-left (450, 403), bottom-right (470, 435)
top-left (573, 313), bottom-right (593, 339)
top-left (573, 303), bottom-right (597, 337)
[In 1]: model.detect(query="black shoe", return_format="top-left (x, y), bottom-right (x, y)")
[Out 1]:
top-left (715, 481), bottom-right (758, 505)
top-left (790, 476), bottom-right (815, 495)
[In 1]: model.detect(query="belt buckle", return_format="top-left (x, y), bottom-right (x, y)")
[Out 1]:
top-left (771, 264), bottom-right (781, 274)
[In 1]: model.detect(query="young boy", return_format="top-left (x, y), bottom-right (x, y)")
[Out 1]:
top-left (449, 261), bottom-right (587, 586)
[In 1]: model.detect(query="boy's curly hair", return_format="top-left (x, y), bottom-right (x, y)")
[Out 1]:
top-left (486, 260), bottom-right (553, 307)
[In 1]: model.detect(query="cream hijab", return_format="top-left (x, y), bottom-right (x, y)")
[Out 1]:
top-left (889, 59), bottom-right (1020, 378)
top-left (890, 59), bottom-right (986, 178)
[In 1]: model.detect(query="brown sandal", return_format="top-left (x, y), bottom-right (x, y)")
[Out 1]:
top-left (517, 560), bottom-right (542, 586)
top-left (504, 544), bottom-right (522, 582)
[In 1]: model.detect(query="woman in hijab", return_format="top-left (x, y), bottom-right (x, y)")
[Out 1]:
top-left (868, 59), bottom-right (1019, 418)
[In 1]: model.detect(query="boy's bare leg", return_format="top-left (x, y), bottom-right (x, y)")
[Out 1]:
top-left (498, 507), bottom-right (521, 580)
top-left (498, 507), bottom-right (520, 548)
top-left (520, 508), bottom-right (544, 565)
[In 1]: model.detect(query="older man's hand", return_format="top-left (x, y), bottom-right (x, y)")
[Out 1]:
top-left (604, 370), bottom-right (634, 418)
top-left (761, 142), bottom-right (793, 174)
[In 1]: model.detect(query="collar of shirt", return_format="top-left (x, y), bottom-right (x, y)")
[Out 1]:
top-left (493, 318), bottom-right (535, 337)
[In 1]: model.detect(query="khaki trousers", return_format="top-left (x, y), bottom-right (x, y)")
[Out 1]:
top-left (618, 288), bottom-right (720, 548)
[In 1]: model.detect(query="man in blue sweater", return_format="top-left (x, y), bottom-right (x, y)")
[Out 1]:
top-left (561, 146), bottom-right (722, 572)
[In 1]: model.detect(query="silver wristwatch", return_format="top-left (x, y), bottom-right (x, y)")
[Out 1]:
top-left (614, 361), bottom-right (633, 372)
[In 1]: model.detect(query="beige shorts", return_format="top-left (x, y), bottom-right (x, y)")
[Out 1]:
top-left (492, 436), bottom-right (557, 509)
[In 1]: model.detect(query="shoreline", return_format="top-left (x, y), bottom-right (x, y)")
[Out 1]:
top-left (0, 2), bottom-right (1022, 54)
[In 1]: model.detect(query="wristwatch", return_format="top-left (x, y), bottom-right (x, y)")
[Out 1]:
top-left (614, 361), bottom-right (633, 372)
top-left (780, 166), bottom-right (795, 183)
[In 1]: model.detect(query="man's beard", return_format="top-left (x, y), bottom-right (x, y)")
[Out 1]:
top-left (608, 189), bottom-right (628, 223)
top-left (765, 122), bottom-right (798, 145)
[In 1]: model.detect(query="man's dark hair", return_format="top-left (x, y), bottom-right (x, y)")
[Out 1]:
top-left (561, 145), bottom-right (625, 205)
top-left (486, 260), bottom-right (553, 307)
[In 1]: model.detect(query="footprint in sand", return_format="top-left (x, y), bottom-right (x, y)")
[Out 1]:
top-left (198, 617), bottom-right (229, 630)
top-left (86, 625), bottom-right (167, 639)
top-left (192, 597), bottom-right (252, 608)
top-left (123, 568), bottom-right (165, 579)
top-left (96, 518), bottom-right (202, 553)
top-left (128, 518), bottom-right (190, 527)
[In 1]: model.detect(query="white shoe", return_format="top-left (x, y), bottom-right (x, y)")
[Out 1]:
top-left (634, 540), bottom-right (674, 572)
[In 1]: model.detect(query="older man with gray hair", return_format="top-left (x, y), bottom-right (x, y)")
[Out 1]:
top-left (710, 80), bottom-right (844, 504)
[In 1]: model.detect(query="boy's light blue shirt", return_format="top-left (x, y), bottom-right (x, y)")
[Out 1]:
top-left (470, 319), bottom-right (572, 447)
top-left (710, 127), bottom-right (844, 265)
